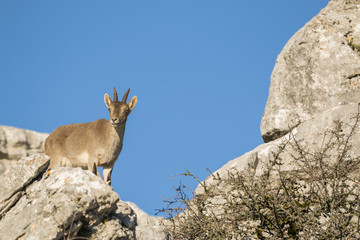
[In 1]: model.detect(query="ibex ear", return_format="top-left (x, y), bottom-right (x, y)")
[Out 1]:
top-left (104, 93), bottom-right (112, 108)
top-left (128, 96), bottom-right (137, 111)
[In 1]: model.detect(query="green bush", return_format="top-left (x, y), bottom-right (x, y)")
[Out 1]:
top-left (158, 109), bottom-right (360, 240)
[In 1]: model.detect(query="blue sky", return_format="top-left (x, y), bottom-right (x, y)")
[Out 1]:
top-left (0, 1), bottom-right (329, 215)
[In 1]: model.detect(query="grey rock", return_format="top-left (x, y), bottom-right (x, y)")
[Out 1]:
top-left (0, 125), bottom-right (48, 174)
top-left (189, 1), bottom-right (360, 237)
top-left (91, 200), bottom-right (137, 240)
top-left (0, 154), bottom-right (171, 240)
top-left (126, 202), bottom-right (171, 240)
top-left (198, 102), bottom-right (360, 194)
top-left (0, 155), bottom-right (135, 240)
top-left (260, 0), bottom-right (360, 142)
top-left (0, 154), bottom-right (50, 218)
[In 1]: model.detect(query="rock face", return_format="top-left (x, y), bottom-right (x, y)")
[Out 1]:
top-left (197, 0), bottom-right (360, 196)
top-left (0, 154), bottom-right (169, 240)
top-left (189, 4), bottom-right (360, 238)
top-left (260, 0), bottom-right (360, 142)
top-left (0, 125), bottom-right (48, 174)
top-left (197, 102), bottom-right (360, 195)
top-left (0, 154), bottom-right (50, 219)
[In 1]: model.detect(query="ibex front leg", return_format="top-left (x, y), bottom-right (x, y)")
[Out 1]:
top-left (103, 163), bottom-right (115, 185)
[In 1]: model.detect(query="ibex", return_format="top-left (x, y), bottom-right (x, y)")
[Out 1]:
top-left (45, 88), bottom-right (137, 185)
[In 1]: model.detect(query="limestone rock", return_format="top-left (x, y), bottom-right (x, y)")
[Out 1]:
top-left (90, 201), bottom-right (137, 240)
top-left (0, 155), bottom-right (131, 239)
top-left (0, 161), bottom-right (135, 239)
top-left (126, 201), bottom-right (171, 240)
top-left (0, 154), bottom-right (170, 240)
top-left (188, 1), bottom-right (360, 237)
top-left (260, 0), bottom-right (360, 142)
top-left (0, 154), bottom-right (50, 218)
top-left (0, 125), bottom-right (48, 174)
top-left (198, 102), bottom-right (360, 194)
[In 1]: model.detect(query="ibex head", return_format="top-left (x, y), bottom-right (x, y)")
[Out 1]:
top-left (104, 88), bottom-right (137, 126)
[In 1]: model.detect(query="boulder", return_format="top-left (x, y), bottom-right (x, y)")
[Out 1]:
top-left (0, 125), bottom-right (48, 174)
top-left (0, 154), bottom-right (169, 240)
top-left (260, 0), bottom-right (360, 142)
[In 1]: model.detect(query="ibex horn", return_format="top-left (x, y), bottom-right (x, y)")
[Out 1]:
top-left (113, 87), bottom-right (118, 102)
top-left (122, 88), bottom-right (130, 103)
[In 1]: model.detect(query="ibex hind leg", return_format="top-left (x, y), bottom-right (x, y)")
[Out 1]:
top-left (48, 156), bottom-right (64, 169)
top-left (88, 160), bottom-right (98, 176)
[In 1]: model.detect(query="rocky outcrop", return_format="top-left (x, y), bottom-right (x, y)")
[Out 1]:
top-left (0, 154), bottom-right (169, 240)
top-left (0, 126), bottom-right (48, 174)
top-left (188, 2), bottom-right (360, 237)
top-left (260, 0), bottom-right (360, 142)
top-left (197, 102), bottom-right (360, 194)
top-left (196, 0), bottom-right (360, 200)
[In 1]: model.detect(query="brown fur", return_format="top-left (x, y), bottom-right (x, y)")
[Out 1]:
top-left (45, 88), bottom-right (137, 185)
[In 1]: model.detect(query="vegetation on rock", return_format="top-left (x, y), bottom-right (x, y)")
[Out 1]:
top-left (159, 107), bottom-right (360, 240)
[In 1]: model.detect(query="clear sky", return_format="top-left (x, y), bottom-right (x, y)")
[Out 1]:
top-left (0, 1), bottom-right (329, 215)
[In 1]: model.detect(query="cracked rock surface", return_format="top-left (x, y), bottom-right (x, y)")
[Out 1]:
top-left (0, 125), bottom-right (48, 174)
top-left (261, 0), bottom-right (360, 142)
top-left (0, 154), bottom-right (169, 240)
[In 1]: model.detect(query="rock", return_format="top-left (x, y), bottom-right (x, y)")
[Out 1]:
top-left (198, 102), bottom-right (360, 194)
top-left (0, 157), bottom-right (134, 239)
top-left (260, 0), bottom-right (360, 142)
top-left (0, 154), bottom-right (170, 240)
top-left (90, 201), bottom-right (137, 240)
top-left (0, 125), bottom-right (48, 174)
top-left (126, 202), bottom-right (171, 240)
top-left (0, 154), bottom-right (50, 218)
top-left (186, 1), bottom-right (360, 238)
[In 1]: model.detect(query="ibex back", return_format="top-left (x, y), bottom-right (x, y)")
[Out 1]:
top-left (45, 88), bottom-right (137, 185)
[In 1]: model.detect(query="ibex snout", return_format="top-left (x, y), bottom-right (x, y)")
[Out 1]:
top-left (111, 118), bottom-right (120, 126)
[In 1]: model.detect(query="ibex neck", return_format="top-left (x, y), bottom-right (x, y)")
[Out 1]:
top-left (112, 120), bottom-right (127, 139)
